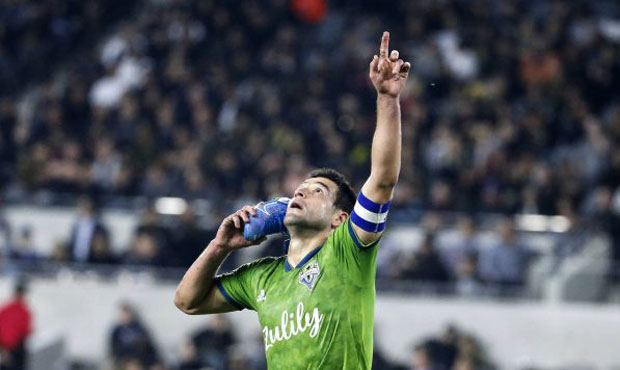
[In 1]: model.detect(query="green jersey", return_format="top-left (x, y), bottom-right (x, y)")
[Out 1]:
top-left (216, 218), bottom-right (380, 369)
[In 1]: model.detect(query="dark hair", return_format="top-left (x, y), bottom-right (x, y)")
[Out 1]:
top-left (308, 168), bottom-right (356, 214)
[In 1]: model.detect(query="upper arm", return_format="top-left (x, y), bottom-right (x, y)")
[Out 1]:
top-left (350, 177), bottom-right (394, 245)
top-left (210, 258), bottom-right (275, 312)
top-left (176, 260), bottom-right (265, 315)
top-left (178, 284), bottom-right (240, 315)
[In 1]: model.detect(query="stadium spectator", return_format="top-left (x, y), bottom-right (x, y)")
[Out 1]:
top-left (175, 339), bottom-right (202, 370)
top-left (585, 186), bottom-right (620, 280)
top-left (0, 201), bottom-right (11, 259)
top-left (228, 347), bottom-right (252, 370)
top-left (245, 333), bottom-right (268, 370)
top-left (190, 314), bottom-right (236, 370)
top-left (90, 137), bottom-right (124, 193)
top-left (410, 342), bottom-right (447, 370)
top-left (550, 199), bottom-right (588, 269)
top-left (372, 346), bottom-right (407, 370)
top-left (123, 230), bottom-right (168, 267)
top-left (170, 206), bottom-right (215, 268)
top-left (109, 302), bottom-right (160, 369)
top-left (478, 218), bottom-right (531, 292)
top-left (134, 207), bottom-right (171, 256)
top-left (8, 226), bottom-right (39, 263)
top-left (452, 334), bottom-right (495, 370)
top-left (67, 197), bottom-right (108, 263)
top-left (455, 253), bottom-right (483, 297)
top-left (0, 279), bottom-right (31, 370)
top-left (87, 229), bottom-right (118, 265)
top-left (396, 233), bottom-right (451, 286)
top-left (438, 217), bottom-right (480, 276)
top-left (410, 326), bottom-right (495, 370)
top-left (0, 98), bottom-right (16, 187)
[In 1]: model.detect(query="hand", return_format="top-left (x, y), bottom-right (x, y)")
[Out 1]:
top-left (213, 205), bottom-right (266, 252)
top-left (369, 31), bottom-right (411, 98)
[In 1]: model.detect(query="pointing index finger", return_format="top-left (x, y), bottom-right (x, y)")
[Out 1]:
top-left (380, 31), bottom-right (389, 58)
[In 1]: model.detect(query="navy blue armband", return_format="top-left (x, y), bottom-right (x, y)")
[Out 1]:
top-left (350, 192), bottom-right (391, 233)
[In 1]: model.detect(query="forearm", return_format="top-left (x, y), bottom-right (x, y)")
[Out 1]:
top-left (364, 94), bottom-right (401, 200)
top-left (174, 241), bottom-right (230, 313)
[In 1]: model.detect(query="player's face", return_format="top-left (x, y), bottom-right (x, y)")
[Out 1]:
top-left (284, 177), bottom-right (340, 231)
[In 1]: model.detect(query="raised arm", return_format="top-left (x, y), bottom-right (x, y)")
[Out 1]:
top-left (352, 31), bottom-right (411, 245)
top-left (174, 205), bottom-right (264, 314)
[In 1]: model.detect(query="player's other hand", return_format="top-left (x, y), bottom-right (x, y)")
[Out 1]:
top-left (369, 31), bottom-right (411, 98)
top-left (214, 205), bottom-right (266, 251)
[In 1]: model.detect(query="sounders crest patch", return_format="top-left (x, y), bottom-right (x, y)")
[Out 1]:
top-left (299, 261), bottom-right (320, 291)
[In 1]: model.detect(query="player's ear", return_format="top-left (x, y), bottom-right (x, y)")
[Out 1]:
top-left (331, 210), bottom-right (348, 229)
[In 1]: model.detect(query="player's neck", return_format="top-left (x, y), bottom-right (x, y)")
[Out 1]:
top-left (287, 228), bottom-right (330, 268)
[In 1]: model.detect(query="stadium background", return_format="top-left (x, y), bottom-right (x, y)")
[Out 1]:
top-left (0, 0), bottom-right (619, 369)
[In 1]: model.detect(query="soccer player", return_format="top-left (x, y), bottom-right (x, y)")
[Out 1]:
top-left (175, 31), bottom-right (411, 369)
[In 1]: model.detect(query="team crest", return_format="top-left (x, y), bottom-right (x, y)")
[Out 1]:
top-left (299, 261), bottom-right (320, 291)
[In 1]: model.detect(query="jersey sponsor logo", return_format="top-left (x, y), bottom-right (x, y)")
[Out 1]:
top-left (299, 261), bottom-right (320, 290)
top-left (262, 302), bottom-right (324, 352)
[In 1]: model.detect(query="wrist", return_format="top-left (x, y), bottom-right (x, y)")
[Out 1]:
top-left (207, 240), bottom-right (232, 257)
top-left (377, 93), bottom-right (400, 102)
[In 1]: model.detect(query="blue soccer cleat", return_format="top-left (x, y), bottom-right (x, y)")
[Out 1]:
top-left (243, 197), bottom-right (290, 241)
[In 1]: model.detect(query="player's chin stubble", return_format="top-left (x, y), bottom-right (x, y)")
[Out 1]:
top-left (284, 214), bottom-right (325, 232)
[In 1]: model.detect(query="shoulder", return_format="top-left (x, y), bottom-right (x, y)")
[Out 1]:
top-left (246, 255), bottom-right (284, 268)
top-left (223, 255), bottom-right (284, 276)
top-left (327, 218), bottom-right (381, 250)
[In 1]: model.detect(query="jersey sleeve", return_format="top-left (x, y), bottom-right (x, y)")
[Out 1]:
top-left (326, 218), bottom-right (381, 285)
top-left (215, 259), bottom-right (267, 311)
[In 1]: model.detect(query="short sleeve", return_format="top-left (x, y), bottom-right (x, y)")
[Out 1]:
top-left (216, 261), bottom-right (262, 311)
top-left (325, 219), bottom-right (380, 285)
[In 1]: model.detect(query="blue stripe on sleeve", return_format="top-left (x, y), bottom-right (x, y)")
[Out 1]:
top-left (351, 211), bottom-right (386, 233)
top-left (357, 192), bottom-right (392, 213)
top-left (215, 278), bottom-right (245, 311)
top-left (348, 219), bottom-right (381, 249)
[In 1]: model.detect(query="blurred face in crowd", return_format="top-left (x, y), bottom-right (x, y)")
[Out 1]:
top-left (181, 339), bottom-right (198, 362)
top-left (458, 217), bottom-right (475, 237)
top-left (284, 177), bottom-right (345, 233)
top-left (458, 335), bottom-right (478, 358)
top-left (594, 186), bottom-right (612, 211)
top-left (90, 232), bottom-right (110, 258)
top-left (78, 197), bottom-right (95, 217)
top-left (133, 233), bottom-right (158, 259)
top-left (122, 358), bottom-right (144, 370)
top-left (420, 235), bottom-right (436, 254)
top-left (120, 304), bottom-right (136, 325)
top-left (411, 345), bottom-right (431, 369)
top-left (210, 314), bottom-right (230, 332)
top-left (498, 219), bottom-right (515, 243)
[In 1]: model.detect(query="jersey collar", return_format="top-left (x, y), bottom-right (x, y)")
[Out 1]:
top-left (282, 239), bottom-right (323, 272)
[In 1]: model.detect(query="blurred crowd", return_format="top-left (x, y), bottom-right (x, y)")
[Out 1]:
top-left (0, 0), bottom-right (134, 96)
top-left (0, 0), bottom-right (619, 292)
top-left (0, 0), bottom-right (618, 216)
top-left (106, 303), bottom-right (494, 370)
top-left (1, 2), bottom-right (619, 368)
top-left (107, 305), bottom-right (263, 370)
top-left (405, 325), bottom-right (495, 370)
top-left (2, 193), bottom-right (614, 299)
top-left (1, 196), bottom-right (227, 271)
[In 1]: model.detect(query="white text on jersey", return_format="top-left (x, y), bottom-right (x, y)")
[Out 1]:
top-left (262, 302), bottom-right (323, 351)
